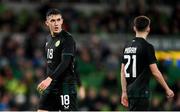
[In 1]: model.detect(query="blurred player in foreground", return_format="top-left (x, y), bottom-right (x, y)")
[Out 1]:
top-left (37, 9), bottom-right (85, 111)
top-left (120, 16), bottom-right (174, 111)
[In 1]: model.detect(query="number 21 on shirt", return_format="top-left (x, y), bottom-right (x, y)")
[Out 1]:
top-left (124, 55), bottom-right (136, 78)
top-left (47, 49), bottom-right (53, 59)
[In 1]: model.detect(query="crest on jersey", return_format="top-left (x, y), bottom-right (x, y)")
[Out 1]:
top-left (55, 40), bottom-right (60, 47)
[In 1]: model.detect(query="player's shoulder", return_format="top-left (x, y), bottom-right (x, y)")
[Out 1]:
top-left (146, 41), bottom-right (154, 48)
top-left (137, 38), bottom-right (153, 48)
top-left (144, 41), bottom-right (155, 53)
top-left (124, 39), bottom-right (134, 48)
top-left (46, 34), bottom-right (52, 42)
top-left (62, 30), bottom-right (73, 38)
top-left (62, 30), bottom-right (74, 41)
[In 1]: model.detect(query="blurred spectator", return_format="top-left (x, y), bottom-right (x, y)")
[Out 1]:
top-left (102, 71), bottom-right (118, 91)
top-left (0, 2), bottom-right (179, 34)
top-left (150, 95), bottom-right (162, 110)
top-left (109, 93), bottom-right (119, 110)
top-left (80, 87), bottom-right (97, 110)
top-left (77, 45), bottom-right (96, 75)
top-left (0, 93), bottom-right (10, 111)
top-left (173, 92), bottom-right (180, 110)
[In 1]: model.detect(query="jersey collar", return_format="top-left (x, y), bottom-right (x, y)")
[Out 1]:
top-left (134, 37), bottom-right (146, 41)
top-left (51, 30), bottom-right (64, 39)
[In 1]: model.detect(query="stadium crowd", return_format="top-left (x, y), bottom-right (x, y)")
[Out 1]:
top-left (0, 0), bottom-right (180, 35)
top-left (0, 0), bottom-right (180, 111)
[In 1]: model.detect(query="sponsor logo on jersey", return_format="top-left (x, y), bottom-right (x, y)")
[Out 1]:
top-left (64, 105), bottom-right (69, 109)
top-left (55, 40), bottom-right (60, 47)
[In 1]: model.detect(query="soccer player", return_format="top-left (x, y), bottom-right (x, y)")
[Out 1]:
top-left (37, 9), bottom-right (81, 111)
top-left (120, 16), bottom-right (174, 111)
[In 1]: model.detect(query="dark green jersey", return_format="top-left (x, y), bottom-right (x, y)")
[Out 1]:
top-left (122, 37), bottom-right (157, 98)
top-left (45, 30), bottom-right (79, 91)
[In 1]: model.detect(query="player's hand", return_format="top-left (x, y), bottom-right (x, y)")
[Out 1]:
top-left (166, 89), bottom-right (174, 99)
top-left (121, 91), bottom-right (128, 107)
top-left (78, 86), bottom-right (86, 100)
top-left (37, 77), bottom-right (52, 93)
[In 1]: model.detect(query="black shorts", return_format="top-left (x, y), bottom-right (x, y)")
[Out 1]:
top-left (38, 84), bottom-right (77, 111)
top-left (128, 97), bottom-right (150, 111)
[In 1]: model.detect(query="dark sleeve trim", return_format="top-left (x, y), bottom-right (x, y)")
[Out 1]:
top-left (149, 60), bottom-right (157, 65)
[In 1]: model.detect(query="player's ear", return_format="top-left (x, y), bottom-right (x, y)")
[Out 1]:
top-left (61, 18), bottom-right (64, 25)
top-left (133, 26), bottom-right (136, 32)
top-left (147, 26), bottom-right (150, 33)
top-left (45, 20), bottom-right (49, 27)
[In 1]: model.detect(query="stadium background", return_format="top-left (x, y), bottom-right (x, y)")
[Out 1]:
top-left (0, 0), bottom-right (180, 111)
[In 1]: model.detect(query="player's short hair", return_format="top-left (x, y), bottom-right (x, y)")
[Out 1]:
top-left (46, 8), bottom-right (62, 19)
top-left (133, 16), bottom-right (151, 32)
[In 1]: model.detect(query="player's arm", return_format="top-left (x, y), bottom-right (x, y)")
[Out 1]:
top-left (121, 63), bottom-right (128, 107)
top-left (74, 62), bottom-right (86, 99)
top-left (121, 63), bottom-right (127, 93)
top-left (150, 64), bottom-right (174, 98)
top-left (147, 45), bottom-right (174, 98)
top-left (49, 54), bottom-right (72, 80)
top-left (37, 53), bottom-right (73, 93)
top-left (74, 62), bottom-right (82, 87)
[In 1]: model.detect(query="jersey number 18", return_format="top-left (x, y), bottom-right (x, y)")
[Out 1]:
top-left (47, 49), bottom-right (53, 59)
top-left (124, 55), bottom-right (136, 78)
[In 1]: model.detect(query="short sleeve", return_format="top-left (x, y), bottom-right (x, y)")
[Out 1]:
top-left (147, 44), bottom-right (157, 65)
top-left (121, 47), bottom-right (126, 64)
top-left (62, 36), bottom-right (75, 56)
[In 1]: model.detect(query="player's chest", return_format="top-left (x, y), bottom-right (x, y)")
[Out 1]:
top-left (46, 39), bottom-right (63, 59)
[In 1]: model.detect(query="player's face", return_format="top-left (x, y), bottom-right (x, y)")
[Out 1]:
top-left (46, 14), bottom-right (63, 33)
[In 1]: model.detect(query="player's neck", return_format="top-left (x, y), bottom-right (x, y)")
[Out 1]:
top-left (50, 29), bottom-right (62, 37)
top-left (135, 32), bottom-right (148, 39)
